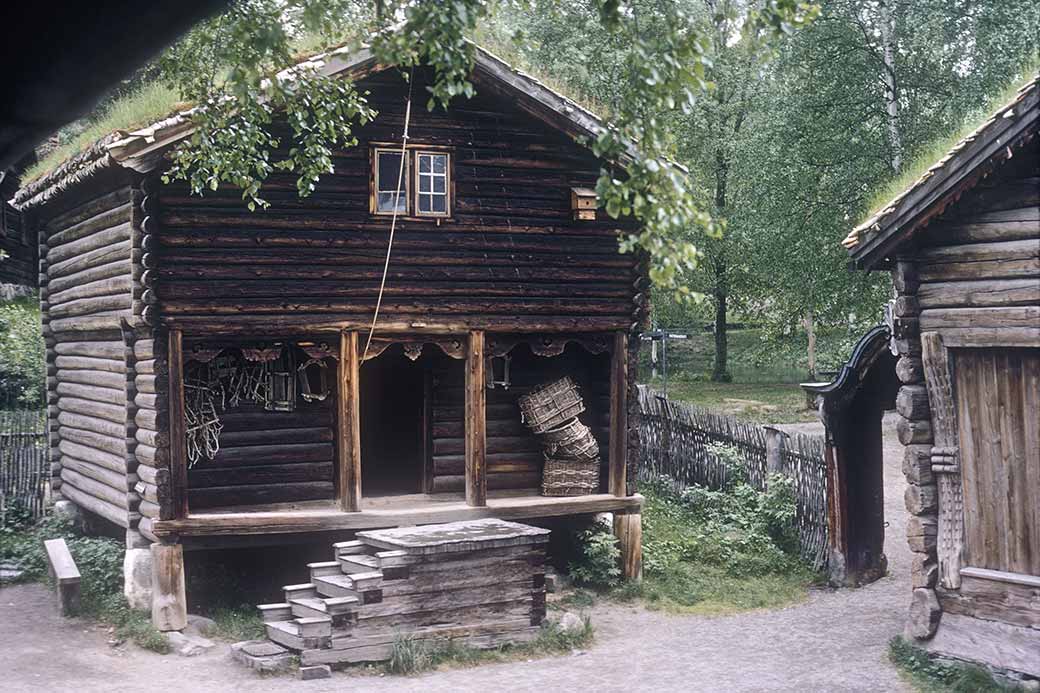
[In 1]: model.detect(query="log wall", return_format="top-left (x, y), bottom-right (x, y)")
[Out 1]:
top-left (916, 141), bottom-right (1039, 347)
top-left (429, 344), bottom-right (610, 494)
top-left (153, 68), bottom-right (641, 334)
top-left (1, 174), bottom-right (36, 288)
top-left (898, 139), bottom-right (1040, 673)
top-left (187, 402), bottom-right (336, 509)
top-left (38, 173), bottom-right (138, 531)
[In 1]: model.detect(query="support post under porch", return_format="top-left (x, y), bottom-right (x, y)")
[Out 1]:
top-left (613, 510), bottom-right (642, 582)
top-left (150, 542), bottom-right (187, 632)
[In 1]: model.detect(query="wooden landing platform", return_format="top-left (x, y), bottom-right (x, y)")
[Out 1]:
top-left (152, 490), bottom-right (642, 539)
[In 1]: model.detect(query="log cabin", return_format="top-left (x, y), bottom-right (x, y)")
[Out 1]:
top-left (13, 43), bottom-right (647, 626)
top-left (1, 167), bottom-right (36, 291)
top-left (843, 76), bottom-right (1039, 677)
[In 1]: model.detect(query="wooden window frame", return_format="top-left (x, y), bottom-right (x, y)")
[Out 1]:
top-left (370, 147), bottom-right (409, 216)
top-left (413, 150), bottom-right (452, 218)
top-left (369, 144), bottom-right (454, 220)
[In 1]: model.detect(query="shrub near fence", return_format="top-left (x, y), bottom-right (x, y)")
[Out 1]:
top-left (636, 386), bottom-right (829, 571)
top-left (1, 407), bottom-right (48, 524)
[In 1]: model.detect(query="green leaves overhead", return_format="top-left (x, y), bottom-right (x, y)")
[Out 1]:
top-left (155, 0), bottom-right (816, 292)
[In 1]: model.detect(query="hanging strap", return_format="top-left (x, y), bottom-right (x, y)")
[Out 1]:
top-left (362, 67), bottom-right (415, 362)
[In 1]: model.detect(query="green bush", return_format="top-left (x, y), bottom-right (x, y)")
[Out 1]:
top-left (641, 444), bottom-right (802, 579)
top-left (0, 511), bottom-right (169, 653)
top-left (567, 522), bottom-right (621, 589)
top-left (0, 297), bottom-right (45, 406)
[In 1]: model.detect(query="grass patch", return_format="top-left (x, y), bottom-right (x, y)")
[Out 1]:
top-left (23, 82), bottom-right (184, 184)
top-left (616, 480), bottom-right (817, 615)
top-left (384, 616), bottom-right (594, 675)
top-left (658, 380), bottom-right (816, 424)
top-left (202, 605), bottom-right (266, 642)
top-left (0, 512), bottom-right (170, 653)
top-left (888, 637), bottom-right (1029, 693)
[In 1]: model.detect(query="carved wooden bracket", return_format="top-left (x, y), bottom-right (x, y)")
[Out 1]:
top-left (921, 332), bottom-right (963, 590)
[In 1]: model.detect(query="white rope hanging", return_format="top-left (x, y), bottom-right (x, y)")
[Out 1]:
top-left (362, 66), bottom-right (415, 362)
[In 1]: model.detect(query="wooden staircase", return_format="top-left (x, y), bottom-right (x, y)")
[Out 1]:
top-left (250, 519), bottom-right (550, 667)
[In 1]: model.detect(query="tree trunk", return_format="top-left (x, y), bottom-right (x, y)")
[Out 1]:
top-left (711, 147), bottom-right (731, 383)
top-left (712, 270), bottom-right (730, 382)
top-left (879, 0), bottom-right (902, 173)
top-left (805, 307), bottom-right (817, 380)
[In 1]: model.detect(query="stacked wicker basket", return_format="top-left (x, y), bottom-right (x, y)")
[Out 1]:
top-left (518, 377), bottom-right (600, 496)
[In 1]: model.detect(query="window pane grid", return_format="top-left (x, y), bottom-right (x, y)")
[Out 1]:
top-left (416, 153), bottom-right (448, 215)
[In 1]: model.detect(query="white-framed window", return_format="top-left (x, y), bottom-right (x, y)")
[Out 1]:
top-left (373, 148), bottom-right (407, 215)
top-left (414, 152), bottom-right (450, 216)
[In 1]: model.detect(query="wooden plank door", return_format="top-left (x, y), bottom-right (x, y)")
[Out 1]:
top-left (954, 347), bottom-right (1040, 577)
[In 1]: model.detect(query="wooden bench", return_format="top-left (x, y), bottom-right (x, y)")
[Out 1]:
top-left (44, 538), bottom-right (81, 616)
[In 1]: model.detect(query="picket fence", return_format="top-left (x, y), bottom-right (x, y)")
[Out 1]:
top-left (0, 408), bottom-right (48, 525)
top-left (636, 386), bottom-right (830, 571)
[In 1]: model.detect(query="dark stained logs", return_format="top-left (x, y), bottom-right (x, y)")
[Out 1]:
top-left (154, 69), bottom-right (639, 332)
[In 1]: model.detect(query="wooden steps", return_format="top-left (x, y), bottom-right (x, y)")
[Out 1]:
top-left (243, 519), bottom-right (550, 668)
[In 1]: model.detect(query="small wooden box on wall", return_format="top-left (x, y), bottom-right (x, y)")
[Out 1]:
top-left (571, 188), bottom-right (597, 221)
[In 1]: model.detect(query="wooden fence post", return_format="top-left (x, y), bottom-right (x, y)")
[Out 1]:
top-left (763, 425), bottom-right (788, 481)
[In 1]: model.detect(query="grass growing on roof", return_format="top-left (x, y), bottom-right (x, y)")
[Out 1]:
top-left (861, 65), bottom-right (1039, 226)
top-left (23, 82), bottom-right (185, 184)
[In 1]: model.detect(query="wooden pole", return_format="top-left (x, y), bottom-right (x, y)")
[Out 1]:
top-left (614, 511), bottom-right (642, 582)
top-left (150, 543), bottom-right (186, 631)
top-left (338, 330), bottom-right (362, 511)
top-left (167, 329), bottom-right (188, 519)
top-left (608, 331), bottom-right (628, 496)
top-left (465, 330), bottom-right (487, 507)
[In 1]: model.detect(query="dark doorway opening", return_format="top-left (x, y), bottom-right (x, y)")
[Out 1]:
top-left (360, 345), bottom-right (427, 496)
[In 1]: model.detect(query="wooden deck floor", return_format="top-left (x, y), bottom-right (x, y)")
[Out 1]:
top-left (151, 490), bottom-right (643, 539)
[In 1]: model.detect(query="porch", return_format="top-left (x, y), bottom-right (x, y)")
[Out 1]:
top-left (150, 489), bottom-right (643, 538)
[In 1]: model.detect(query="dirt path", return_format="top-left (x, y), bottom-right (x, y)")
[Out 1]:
top-left (0, 414), bottom-right (911, 693)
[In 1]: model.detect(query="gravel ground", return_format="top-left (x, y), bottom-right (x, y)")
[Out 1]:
top-left (0, 414), bottom-right (911, 693)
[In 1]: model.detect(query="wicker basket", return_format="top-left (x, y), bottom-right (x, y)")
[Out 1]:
top-left (518, 377), bottom-right (585, 435)
top-left (541, 418), bottom-right (599, 462)
top-left (541, 457), bottom-right (601, 496)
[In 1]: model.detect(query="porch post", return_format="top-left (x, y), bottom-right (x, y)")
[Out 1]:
top-left (465, 330), bottom-right (487, 506)
top-left (338, 330), bottom-right (362, 511)
top-left (608, 331), bottom-right (628, 496)
top-left (167, 329), bottom-right (188, 519)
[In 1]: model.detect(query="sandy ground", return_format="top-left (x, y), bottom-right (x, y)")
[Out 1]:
top-left (0, 414), bottom-right (911, 693)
